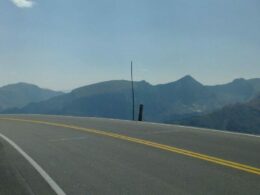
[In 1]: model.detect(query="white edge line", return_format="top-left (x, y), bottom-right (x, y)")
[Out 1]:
top-left (174, 124), bottom-right (260, 138)
top-left (0, 132), bottom-right (66, 195)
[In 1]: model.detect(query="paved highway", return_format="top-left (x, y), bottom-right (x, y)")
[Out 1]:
top-left (0, 114), bottom-right (259, 194)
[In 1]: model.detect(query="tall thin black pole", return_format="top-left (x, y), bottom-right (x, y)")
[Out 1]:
top-left (131, 61), bottom-right (135, 121)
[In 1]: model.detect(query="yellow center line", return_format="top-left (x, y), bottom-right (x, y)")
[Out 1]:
top-left (1, 117), bottom-right (260, 175)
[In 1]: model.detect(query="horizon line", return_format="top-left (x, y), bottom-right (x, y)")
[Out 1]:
top-left (0, 75), bottom-right (259, 92)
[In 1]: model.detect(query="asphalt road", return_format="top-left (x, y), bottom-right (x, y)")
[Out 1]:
top-left (0, 114), bottom-right (259, 195)
top-left (0, 135), bottom-right (56, 195)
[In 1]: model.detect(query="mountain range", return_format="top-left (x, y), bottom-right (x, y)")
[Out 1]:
top-left (175, 95), bottom-right (260, 134)
top-left (0, 83), bottom-right (63, 111)
top-left (3, 76), bottom-right (260, 127)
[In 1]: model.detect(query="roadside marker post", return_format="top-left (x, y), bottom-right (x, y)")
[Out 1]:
top-left (138, 104), bottom-right (144, 121)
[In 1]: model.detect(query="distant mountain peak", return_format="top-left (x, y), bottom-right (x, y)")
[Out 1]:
top-left (179, 75), bottom-right (196, 81)
top-left (232, 78), bottom-right (246, 83)
top-left (2, 82), bottom-right (37, 89)
top-left (175, 75), bottom-right (202, 86)
top-left (0, 82), bottom-right (63, 111)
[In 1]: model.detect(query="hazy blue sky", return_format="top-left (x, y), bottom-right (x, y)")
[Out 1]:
top-left (1, 0), bottom-right (260, 90)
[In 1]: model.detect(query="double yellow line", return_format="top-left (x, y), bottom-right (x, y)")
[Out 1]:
top-left (1, 117), bottom-right (260, 175)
